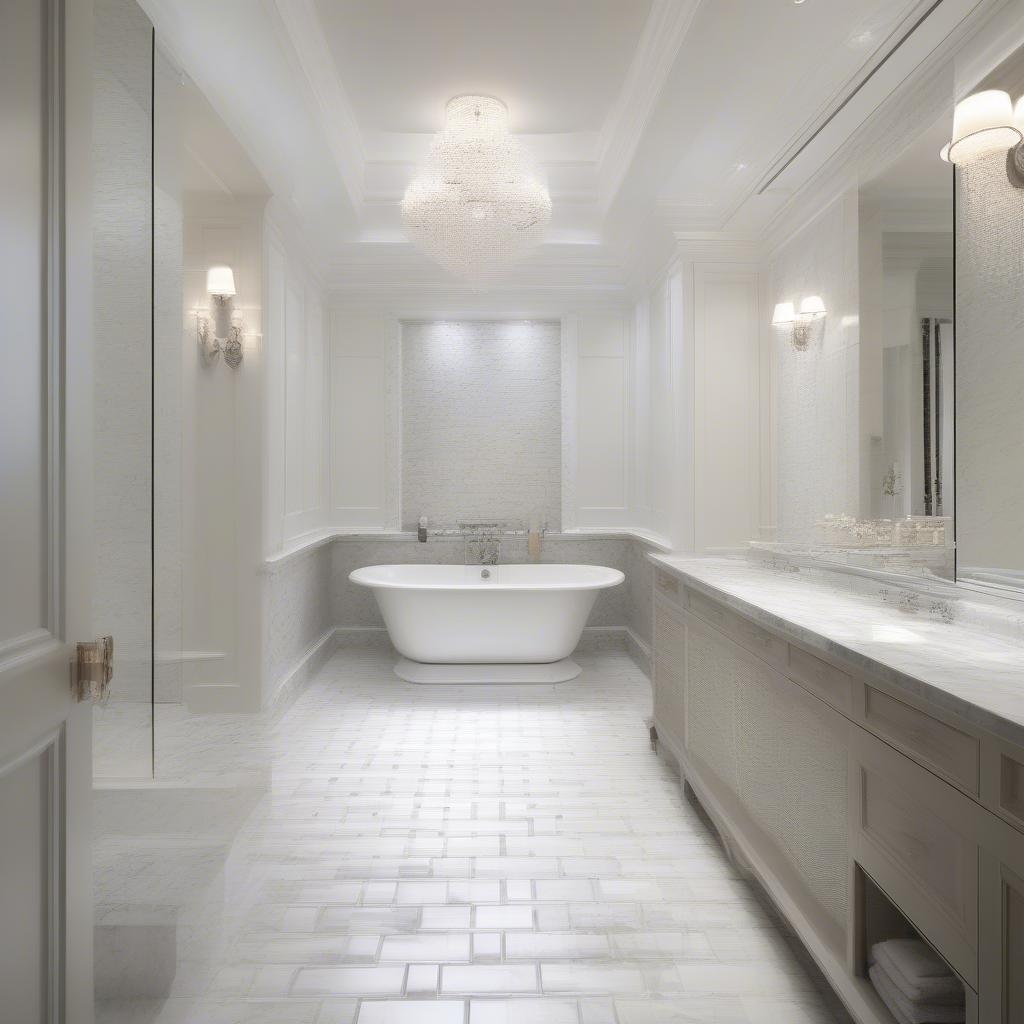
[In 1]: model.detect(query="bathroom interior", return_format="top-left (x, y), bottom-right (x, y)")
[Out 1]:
top-left (8, 0), bottom-right (1024, 1021)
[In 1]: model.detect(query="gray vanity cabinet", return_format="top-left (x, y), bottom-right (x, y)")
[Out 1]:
top-left (651, 568), bottom-right (1024, 1024)
top-left (653, 576), bottom-right (852, 966)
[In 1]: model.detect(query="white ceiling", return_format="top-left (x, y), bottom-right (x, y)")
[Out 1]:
top-left (142, 0), bottom-right (962, 292)
top-left (862, 112), bottom-right (953, 199)
top-left (178, 76), bottom-right (268, 197)
top-left (315, 0), bottom-right (652, 136)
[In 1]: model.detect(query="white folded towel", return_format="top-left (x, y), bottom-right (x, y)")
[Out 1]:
top-left (871, 939), bottom-right (964, 1005)
top-left (869, 964), bottom-right (964, 1024)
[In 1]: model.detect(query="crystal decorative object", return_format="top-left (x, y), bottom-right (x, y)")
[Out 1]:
top-left (402, 96), bottom-right (551, 283)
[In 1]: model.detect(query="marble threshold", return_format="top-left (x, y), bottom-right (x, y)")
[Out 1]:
top-left (650, 554), bottom-right (1024, 749)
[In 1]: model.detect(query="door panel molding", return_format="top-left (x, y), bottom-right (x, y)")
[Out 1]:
top-left (0, 724), bottom-right (66, 1024)
top-left (1, 0), bottom-right (67, 682)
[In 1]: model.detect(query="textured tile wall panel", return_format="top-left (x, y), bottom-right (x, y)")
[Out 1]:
top-left (955, 153), bottom-right (1024, 573)
top-left (401, 321), bottom-right (561, 531)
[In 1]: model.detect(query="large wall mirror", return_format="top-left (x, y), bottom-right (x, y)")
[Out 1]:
top-left (953, 45), bottom-right (1024, 596)
top-left (859, 114), bottom-right (954, 580)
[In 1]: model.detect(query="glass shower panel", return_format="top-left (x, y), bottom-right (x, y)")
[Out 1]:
top-left (91, 0), bottom-right (154, 779)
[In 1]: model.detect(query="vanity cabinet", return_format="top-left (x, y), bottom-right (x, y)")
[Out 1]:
top-left (651, 569), bottom-right (1024, 1024)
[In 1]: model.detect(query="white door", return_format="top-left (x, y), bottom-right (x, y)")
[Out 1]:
top-left (1, 0), bottom-right (97, 1020)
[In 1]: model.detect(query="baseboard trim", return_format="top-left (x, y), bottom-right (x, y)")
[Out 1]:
top-left (625, 627), bottom-right (652, 678)
top-left (268, 627), bottom-right (338, 716)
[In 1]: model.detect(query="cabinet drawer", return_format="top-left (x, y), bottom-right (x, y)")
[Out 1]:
top-left (864, 686), bottom-right (980, 795)
top-left (655, 570), bottom-right (684, 608)
top-left (729, 611), bottom-right (788, 669)
top-left (786, 645), bottom-right (853, 714)
top-left (1000, 753), bottom-right (1024, 830)
top-left (685, 587), bottom-right (728, 628)
top-left (853, 729), bottom-right (981, 987)
top-left (684, 589), bottom-right (786, 669)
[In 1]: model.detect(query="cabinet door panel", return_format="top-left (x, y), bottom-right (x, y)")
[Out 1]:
top-left (653, 594), bottom-right (687, 751)
top-left (735, 645), bottom-right (849, 929)
top-left (684, 615), bottom-right (849, 932)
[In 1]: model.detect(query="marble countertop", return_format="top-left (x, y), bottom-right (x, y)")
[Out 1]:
top-left (649, 554), bottom-right (1024, 748)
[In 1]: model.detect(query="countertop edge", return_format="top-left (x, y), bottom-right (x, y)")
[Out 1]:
top-left (648, 553), bottom-right (1024, 750)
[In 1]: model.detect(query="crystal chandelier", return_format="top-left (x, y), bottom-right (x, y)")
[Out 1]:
top-left (402, 95), bottom-right (551, 282)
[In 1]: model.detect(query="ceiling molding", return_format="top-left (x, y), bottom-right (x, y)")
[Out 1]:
top-left (753, 0), bottom-right (1002, 256)
top-left (595, 0), bottom-right (702, 210)
top-left (324, 242), bottom-right (627, 293)
top-left (271, 0), bottom-right (367, 209)
top-left (756, 0), bottom-right (1002, 262)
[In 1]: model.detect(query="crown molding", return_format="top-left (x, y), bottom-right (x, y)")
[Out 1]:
top-left (756, 0), bottom-right (1003, 259)
top-left (596, 0), bottom-right (702, 210)
top-left (326, 288), bottom-right (634, 317)
top-left (324, 240), bottom-right (628, 294)
top-left (270, 0), bottom-right (367, 209)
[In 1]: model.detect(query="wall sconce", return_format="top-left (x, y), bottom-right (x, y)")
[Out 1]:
top-left (940, 89), bottom-right (1024, 187)
top-left (772, 296), bottom-right (826, 350)
top-left (198, 265), bottom-right (243, 368)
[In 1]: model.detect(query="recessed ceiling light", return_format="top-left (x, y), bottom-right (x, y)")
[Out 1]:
top-left (793, 0), bottom-right (806, 5)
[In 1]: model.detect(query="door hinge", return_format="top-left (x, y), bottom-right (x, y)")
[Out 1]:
top-left (72, 636), bottom-right (113, 703)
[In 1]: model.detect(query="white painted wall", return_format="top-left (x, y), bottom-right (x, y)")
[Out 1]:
top-left (768, 192), bottom-right (862, 547)
top-left (177, 195), bottom-right (267, 710)
top-left (92, 0), bottom-right (153, 705)
top-left (630, 241), bottom-right (763, 553)
top-left (329, 311), bottom-right (399, 530)
top-left (264, 202), bottom-right (330, 551)
top-left (327, 304), bottom-right (639, 535)
top-left (566, 311), bottom-right (635, 529)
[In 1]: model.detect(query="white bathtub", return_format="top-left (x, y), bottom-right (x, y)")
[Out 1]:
top-left (349, 563), bottom-right (624, 682)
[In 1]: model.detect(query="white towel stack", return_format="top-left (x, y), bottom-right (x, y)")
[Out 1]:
top-left (868, 939), bottom-right (964, 1024)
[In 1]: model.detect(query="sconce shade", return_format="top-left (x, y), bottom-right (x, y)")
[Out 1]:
top-left (946, 90), bottom-right (1021, 164)
top-left (799, 295), bottom-right (826, 317)
top-left (206, 265), bottom-right (236, 298)
top-left (772, 301), bottom-right (796, 325)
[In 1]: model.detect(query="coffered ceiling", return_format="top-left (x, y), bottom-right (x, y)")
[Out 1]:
top-left (142, 0), bottom-right (976, 293)
top-left (314, 0), bottom-right (653, 136)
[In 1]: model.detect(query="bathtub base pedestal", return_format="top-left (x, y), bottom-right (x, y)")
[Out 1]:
top-left (394, 657), bottom-right (582, 684)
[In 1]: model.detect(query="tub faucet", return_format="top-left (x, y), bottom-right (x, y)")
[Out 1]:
top-left (417, 516), bottom-right (428, 543)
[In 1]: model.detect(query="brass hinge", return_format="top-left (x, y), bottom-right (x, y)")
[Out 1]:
top-left (72, 636), bottom-right (113, 703)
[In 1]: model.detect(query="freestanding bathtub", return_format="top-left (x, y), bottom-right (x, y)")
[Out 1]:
top-left (349, 563), bottom-right (624, 683)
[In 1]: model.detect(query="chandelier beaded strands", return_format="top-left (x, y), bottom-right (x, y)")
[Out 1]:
top-left (401, 95), bottom-right (552, 283)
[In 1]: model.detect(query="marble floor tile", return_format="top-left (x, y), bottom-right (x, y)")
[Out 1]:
top-left (469, 997), bottom-right (579, 1023)
top-left (94, 646), bottom-right (850, 1024)
top-left (442, 964), bottom-right (539, 993)
top-left (356, 1001), bottom-right (465, 1024)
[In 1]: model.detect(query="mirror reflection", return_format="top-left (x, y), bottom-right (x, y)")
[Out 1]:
top-left (953, 47), bottom-right (1024, 595)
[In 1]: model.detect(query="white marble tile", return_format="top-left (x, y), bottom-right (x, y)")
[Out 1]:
top-left (442, 964), bottom-right (539, 993)
top-left (541, 963), bottom-right (646, 994)
top-left (406, 963), bottom-right (440, 995)
top-left (472, 933), bottom-right (501, 960)
top-left (291, 966), bottom-right (406, 996)
top-left (94, 646), bottom-right (848, 1024)
top-left (470, 997), bottom-right (579, 1023)
top-left (356, 1002), bottom-right (466, 1024)
top-left (420, 906), bottom-right (471, 930)
top-left (473, 905), bottom-right (534, 930)
top-left (380, 933), bottom-right (471, 962)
